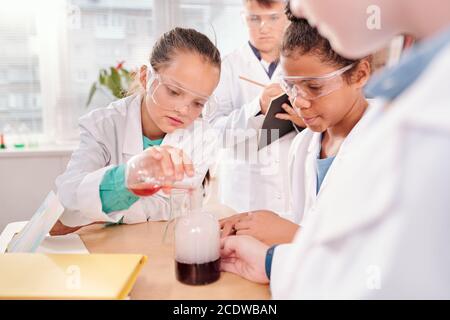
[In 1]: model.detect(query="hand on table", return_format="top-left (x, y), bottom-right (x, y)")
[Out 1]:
top-left (49, 220), bottom-right (103, 236)
top-left (221, 235), bottom-right (269, 284)
top-left (220, 210), bottom-right (300, 246)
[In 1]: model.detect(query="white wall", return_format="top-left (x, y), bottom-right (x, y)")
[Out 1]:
top-left (0, 148), bottom-right (72, 231)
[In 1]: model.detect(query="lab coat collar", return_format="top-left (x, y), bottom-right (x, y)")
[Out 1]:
top-left (247, 41), bottom-right (279, 78)
top-left (313, 109), bottom-right (368, 200)
top-left (122, 94), bottom-right (144, 157)
top-left (248, 41), bottom-right (263, 61)
top-left (304, 132), bottom-right (321, 209)
top-left (302, 109), bottom-right (373, 216)
top-left (242, 43), bottom-right (282, 82)
top-left (308, 100), bottom-right (391, 245)
top-left (305, 102), bottom-right (376, 161)
top-left (365, 26), bottom-right (450, 101)
top-left (334, 100), bottom-right (382, 155)
top-left (307, 132), bottom-right (322, 154)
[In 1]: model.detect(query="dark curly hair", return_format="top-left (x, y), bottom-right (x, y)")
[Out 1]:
top-left (282, 3), bottom-right (372, 82)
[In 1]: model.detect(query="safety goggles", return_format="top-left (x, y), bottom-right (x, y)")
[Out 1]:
top-left (279, 63), bottom-right (355, 101)
top-left (146, 70), bottom-right (218, 119)
top-left (241, 10), bottom-right (286, 29)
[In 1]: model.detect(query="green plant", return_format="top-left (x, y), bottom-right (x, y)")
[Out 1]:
top-left (86, 61), bottom-right (135, 107)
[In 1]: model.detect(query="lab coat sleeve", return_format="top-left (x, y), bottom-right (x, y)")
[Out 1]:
top-left (211, 95), bottom-right (262, 132)
top-left (209, 58), bottom-right (263, 147)
top-left (56, 119), bottom-right (125, 226)
top-left (190, 125), bottom-right (219, 179)
top-left (269, 243), bottom-right (296, 297)
top-left (56, 123), bottom-right (171, 226)
top-left (56, 97), bottom-right (180, 226)
top-left (212, 96), bottom-right (263, 149)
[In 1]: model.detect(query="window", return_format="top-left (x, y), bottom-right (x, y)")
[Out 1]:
top-left (0, 0), bottom-right (248, 144)
top-left (75, 69), bottom-right (89, 83)
top-left (0, 70), bottom-right (7, 84)
top-left (177, 0), bottom-right (247, 56)
top-left (0, 1), bottom-right (41, 138)
top-left (127, 18), bottom-right (138, 34)
top-left (0, 95), bottom-right (8, 110)
top-left (96, 14), bottom-right (109, 27)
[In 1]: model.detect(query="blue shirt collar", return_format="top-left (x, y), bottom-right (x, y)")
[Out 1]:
top-left (248, 41), bottom-right (263, 61)
top-left (248, 41), bottom-right (279, 79)
top-left (143, 135), bottom-right (164, 149)
top-left (365, 26), bottom-right (450, 101)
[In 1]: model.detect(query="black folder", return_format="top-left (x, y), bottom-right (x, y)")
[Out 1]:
top-left (258, 93), bottom-right (303, 150)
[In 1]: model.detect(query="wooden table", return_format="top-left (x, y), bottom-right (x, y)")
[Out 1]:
top-left (78, 214), bottom-right (270, 300)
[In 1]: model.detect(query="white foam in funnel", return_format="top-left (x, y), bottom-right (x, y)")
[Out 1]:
top-left (174, 211), bottom-right (220, 264)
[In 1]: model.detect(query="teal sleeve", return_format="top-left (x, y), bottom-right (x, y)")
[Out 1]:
top-left (99, 164), bottom-right (139, 214)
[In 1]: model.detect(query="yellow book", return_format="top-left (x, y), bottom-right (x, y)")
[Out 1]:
top-left (0, 253), bottom-right (147, 299)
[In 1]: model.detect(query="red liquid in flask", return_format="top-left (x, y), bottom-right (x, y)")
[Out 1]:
top-left (128, 183), bottom-right (195, 196)
top-left (128, 183), bottom-right (162, 196)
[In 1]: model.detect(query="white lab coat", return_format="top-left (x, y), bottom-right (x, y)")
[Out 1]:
top-left (270, 44), bottom-right (450, 299)
top-left (211, 43), bottom-right (296, 220)
top-left (287, 99), bottom-right (382, 225)
top-left (56, 94), bottom-right (217, 227)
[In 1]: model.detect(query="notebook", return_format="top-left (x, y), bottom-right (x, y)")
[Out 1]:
top-left (258, 93), bottom-right (303, 150)
top-left (0, 221), bottom-right (89, 254)
top-left (7, 191), bottom-right (65, 253)
top-left (0, 253), bottom-right (147, 299)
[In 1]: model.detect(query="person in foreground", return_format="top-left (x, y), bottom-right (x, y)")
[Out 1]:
top-left (221, 0), bottom-right (450, 299)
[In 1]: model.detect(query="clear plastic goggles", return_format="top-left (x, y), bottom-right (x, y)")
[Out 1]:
top-left (146, 70), bottom-right (218, 119)
top-left (241, 10), bottom-right (286, 29)
top-left (279, 63), bottom-right (355, 101)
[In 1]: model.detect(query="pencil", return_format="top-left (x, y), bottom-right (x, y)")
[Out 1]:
top-left (238, 75), bottom-right (266, 88)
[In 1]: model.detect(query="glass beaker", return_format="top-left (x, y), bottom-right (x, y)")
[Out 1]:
top-left (161, 189), bottom-right (192, 244)
top-left (173, 189), bottom-right (221, 285)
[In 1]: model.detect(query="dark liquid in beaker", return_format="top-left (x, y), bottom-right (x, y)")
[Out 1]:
top-left (175, 258), bottom-right (221, 285)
